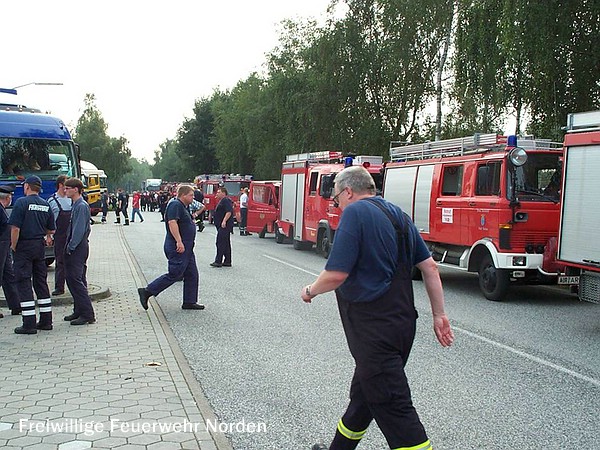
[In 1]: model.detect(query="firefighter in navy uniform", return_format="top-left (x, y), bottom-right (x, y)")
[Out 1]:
top-left (9, 175), bottom-right (56, 334)
top-left (0, 185), bottom-right (22, 316)
top-left (301, 166), bottom-right (454, 450)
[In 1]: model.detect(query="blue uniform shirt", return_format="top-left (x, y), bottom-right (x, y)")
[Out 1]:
top-left (8, 194), bottom-right (55, 239)
top-left (165, 199), bottom-right (196, 245)
top-left (325, 196), bottom-right (430, 303)
top-left (214, 197), bottom-right (234, 229)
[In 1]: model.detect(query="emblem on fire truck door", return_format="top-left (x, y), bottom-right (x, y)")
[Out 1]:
top-left (481, 214), bottom-right (486, 227)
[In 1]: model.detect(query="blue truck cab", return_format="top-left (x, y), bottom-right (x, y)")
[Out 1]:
top-left (0, 104), bottom-right (81, 264)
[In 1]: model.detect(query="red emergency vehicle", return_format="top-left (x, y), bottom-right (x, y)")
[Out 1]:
top-left (277, 151), bottom-right (383, 257)
top-left (194, 174), bottom-right (252, 222)
top-left (383, 133), bottom-right (564, 301)
top-left (247, 180), bottom-right (281, 238)
top-left (556, 110), bottom-right (600, 304)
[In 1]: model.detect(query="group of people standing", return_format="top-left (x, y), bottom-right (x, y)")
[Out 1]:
top-left (0, 175), bottom-right (95, 334)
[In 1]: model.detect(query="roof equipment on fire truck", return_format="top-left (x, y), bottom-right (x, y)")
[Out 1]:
top-left (389, 134), bottom-right (562, 162)
top-left (285, 151), bottom-right (383, 166)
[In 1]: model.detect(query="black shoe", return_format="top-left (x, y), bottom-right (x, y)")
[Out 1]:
top-left (14, 326), bottom-right (37, 335)
top-left (36, 323), bottom-right (53, 331)
top-left (123, 222), bottom-right (130, 226)
top-left (222, 263), bottom-right (232, 267)
top-left (182, 303), bottom-right (205, 310)
top-left (210, 262), bottom-right (222, 267)
top-left (11, 308), bottom-right (22, 315)
top-left (64, 313), bottom-right (79, 321)
top-left (312, 445), bottom-right (328, 450)
top-left (70, 317), bottom-right (96, 325)
top-left (52, 289), bottom-right (65, 296)
top-left (138, 287), bottom-right (151, 310)
top-left (0, 312), bottom-right (3, 318)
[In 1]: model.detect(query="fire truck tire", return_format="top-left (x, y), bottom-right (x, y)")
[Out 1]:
top-left (258, 226), bottom-right (267, 239)
top-left (478, 255), bottom-right (509, 301)
top-left (317, 230), bottom-right (331, 258)
top-left (293, 239), bottom-right (312, 251)
top-left (275, 228), bottom-right (285, 244)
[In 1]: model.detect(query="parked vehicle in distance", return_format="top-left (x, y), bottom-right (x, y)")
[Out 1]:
top-left (247, 180), bottom-right (281, 238)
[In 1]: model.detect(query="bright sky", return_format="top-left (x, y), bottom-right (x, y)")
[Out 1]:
top-left (2, 0), bottom-right (336, 162)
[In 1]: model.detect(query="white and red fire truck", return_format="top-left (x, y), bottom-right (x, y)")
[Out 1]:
top-left (247, 180), bottom-right (281, 238)
top-left (556, 110), bottom-right (600, 304)
top-left (194, 174), bottom-right (252, 222)
top-left (382, 133), bottom-right (564, 301)
top-left (277, 151), bottom-right (384, 256)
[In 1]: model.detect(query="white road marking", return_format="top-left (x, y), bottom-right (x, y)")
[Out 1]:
top-left (263, 254), bottom-right (320, 276)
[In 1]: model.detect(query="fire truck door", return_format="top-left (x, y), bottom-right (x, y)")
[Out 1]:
top-left (433, 164), bottom-right (466, 245)
top-left (303, 171), bottom-right (320, 240)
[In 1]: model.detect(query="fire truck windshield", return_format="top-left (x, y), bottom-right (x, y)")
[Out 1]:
top-left (223, 181), bottom-right (250, 194)
top-left (507, 153), bottom-right (561, 203)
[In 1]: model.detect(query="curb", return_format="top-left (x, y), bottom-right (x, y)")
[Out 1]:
top-left (0, 284), bottom-right (111, 307)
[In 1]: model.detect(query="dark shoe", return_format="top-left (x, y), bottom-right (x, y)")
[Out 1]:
top-left (123, 222), bottom-right (130, 226)
top-left (64, 313), bottom-right (79, 321)
top-left (138, 287), bottom-right (151, 310)
top-left (36, 323), bottom-right (53, 331)
top-left (182, 303), bottom-right (205, 310)
top-left (312, 445), bottom-right (328, 450)
top-left (210, 262), bottom-right (222, 267)
top-left (11, 308), bottom-right (22, 315)
top-left (52, 289), bottom-right (65, 296)
top-left (222, 263), bottom-right (232, 267)
top-left (70, 317), bottom-right (96, 325)
top-left (141, 219), bottom-right (144, 222)
top-left (0, 312), bottom-right (3, 318)
top-left (14, 326), bottom-right (37, 335)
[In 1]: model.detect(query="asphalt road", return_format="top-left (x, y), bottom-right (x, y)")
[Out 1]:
top-left (123, 212), bottom-right (600, 450)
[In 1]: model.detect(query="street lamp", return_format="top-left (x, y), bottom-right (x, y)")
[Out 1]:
top-left (11, 82), bottom-right (63, 90)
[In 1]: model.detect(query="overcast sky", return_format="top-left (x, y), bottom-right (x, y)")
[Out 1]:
top-left (2, 0), bottom-right (336, 161)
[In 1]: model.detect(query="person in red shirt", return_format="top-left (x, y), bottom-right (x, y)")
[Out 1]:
top-left (131, 191), bottom-right (144, 223)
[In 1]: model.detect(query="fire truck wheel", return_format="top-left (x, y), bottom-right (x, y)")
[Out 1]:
top-left (319, 234), bottom-right (331, 259)
top-left (478, 255), bottom-right (509, 301)
top-left (275, 228), bottom-right (285, 244)
top-left (258, 226), bottom-right (267, 239)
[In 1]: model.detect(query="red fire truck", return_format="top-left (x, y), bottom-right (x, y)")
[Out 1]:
top-left (247, 180), bottom-right (281, 238)
top-left (382, 133), bottom-right (564, 301)
top-left (194, 174), bottom-right (252, 222)
top-left (556, 110), bottom-right (600, 304)
top-left (277, 151), bottom-right (384, 256)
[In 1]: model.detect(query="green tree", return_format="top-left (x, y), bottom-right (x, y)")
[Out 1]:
top-left (119, 157), bottom-right (153, 192)
top-left (74, 94), bottom-right (132, 184)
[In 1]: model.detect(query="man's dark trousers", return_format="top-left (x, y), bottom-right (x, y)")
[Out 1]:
top-left (216, 226), bottom-right (232, 265)
top-left (14, 239), bottom-right (52, 329)
top-left (147, 243), bottom-right (198, 304)
top-left (0, 239), bottom-right (20, 310)
top-left (53, 226), bottom-right (68, 292)
top-left (65, 241), bottom-right (94, 320)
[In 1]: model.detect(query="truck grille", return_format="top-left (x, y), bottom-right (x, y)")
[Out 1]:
top-left (580, 272), bottom-right (600, 304)
top-left (509, 231), bottom-right (556, 251)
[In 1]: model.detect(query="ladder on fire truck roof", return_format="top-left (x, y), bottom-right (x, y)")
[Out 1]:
top-left (566, 110), bottom-right (600, 131)
top-left (389, 133), bottom-right (562, 162)
top-left (285, 151), bottom-right (383, 165)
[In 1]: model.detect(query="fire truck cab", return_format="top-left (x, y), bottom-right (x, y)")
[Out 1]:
top-left (194, 174), bottom-right (252, 222)
top-left (557, 110), bottom-right (600, 304)
top-left (247, 180), bottom-right (281, 238)
top-left (278, 151), bottom-right (383, 257)
top-left (383, 134), bottom-right (564, 301)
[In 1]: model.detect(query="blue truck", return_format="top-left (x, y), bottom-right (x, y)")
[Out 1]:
top-left (0, 103), bottom-right (81, 264)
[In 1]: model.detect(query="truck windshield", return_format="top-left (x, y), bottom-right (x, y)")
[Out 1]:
top-left (507, 153), bottom-right (561, 203)
top-left (0, 138), bottom-right (78, 180)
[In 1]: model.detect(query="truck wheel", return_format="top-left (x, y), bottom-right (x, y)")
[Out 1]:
top-left (478, 255), bottom-right (509, 301)
top-left (275, 228), bottom-right (285, 244)
top-left (293, 240), bottom-right (312, 251)
top-left (258, 226), bottom-right (267, 239)
top-left (319, 233), bottom-right (331, 259)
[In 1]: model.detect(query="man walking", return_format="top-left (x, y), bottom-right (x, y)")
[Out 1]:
top-left (100, 190), bottom-right (109, 223)
top-left (131, 191), bottom-right (144, 223)
top-left (114, 188), bottom-right (130, 226)
top-left (9, 175), bottom-right (56, 334)
top-left (138, 184), bottom-right (204, 311)
top-left (0, 185), bottom-right (21, 316)
top-left (48, 175), bottom-right (72, 296)
top-left (62, 178), bottom-right (96, 325)
top-left (210, 187), bottom-right (233, 267)
top-left (301, 166), bottom-right (454, 450)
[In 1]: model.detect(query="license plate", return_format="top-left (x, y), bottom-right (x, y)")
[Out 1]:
top-left (558, 276), bottom-right (579, 285)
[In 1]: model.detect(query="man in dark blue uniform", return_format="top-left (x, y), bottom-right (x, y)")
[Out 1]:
top-left (210, 187), bottom-right (234, 267)
top-left (114, 188), bottom-right (130, 226)
top-left (301, 166), bottom-right (454, 450)
top-left (138, 184), bottom-right (204, 311)
top-left (9, 175), bottom-right (56, 334)
top-left (63, 178), bottom-right (96, 325)
top-left (0, 185), bottom-right (22, 316)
